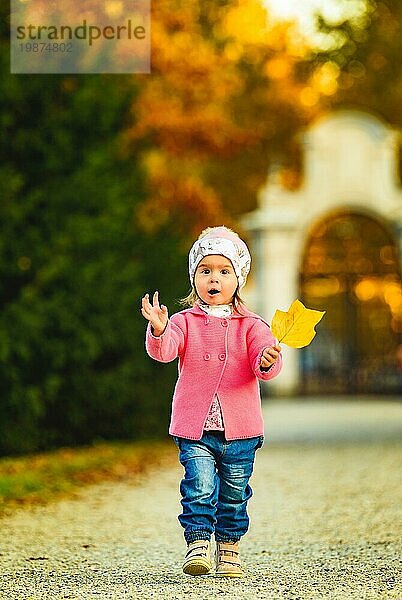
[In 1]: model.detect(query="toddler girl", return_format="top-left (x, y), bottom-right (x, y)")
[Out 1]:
top-left (141, 226), bottom-right (282, 577)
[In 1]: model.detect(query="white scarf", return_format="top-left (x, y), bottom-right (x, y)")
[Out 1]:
top-left (198, 303), bottom-right (233, 318)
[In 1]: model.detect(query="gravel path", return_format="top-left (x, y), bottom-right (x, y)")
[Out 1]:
top-left (1, 404), bottom-right (402, 599)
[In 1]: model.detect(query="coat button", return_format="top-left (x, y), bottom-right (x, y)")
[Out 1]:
top-left (204, 353), bottom-right (211, 360)
top-left (221, 319), bottom-right (228, 327)
top-left (204, 318), bottom-right (210, 325)
top-left (219, 353), bottom-right (226, 361)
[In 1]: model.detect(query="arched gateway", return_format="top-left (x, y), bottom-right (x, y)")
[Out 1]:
top-left (242, 110), bottom-right (402, 395)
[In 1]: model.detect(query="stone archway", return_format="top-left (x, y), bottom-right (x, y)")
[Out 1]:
top-left (242, 109), bottom-right (402, 395)
top-left (300, 210), bottom-right (402, 394)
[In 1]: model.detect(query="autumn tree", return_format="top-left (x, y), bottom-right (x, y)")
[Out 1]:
top-left (129, 0), bottom-right (323, 235)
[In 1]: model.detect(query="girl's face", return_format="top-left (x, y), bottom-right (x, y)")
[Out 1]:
top-left (194, 254), bottom-right (238, 305)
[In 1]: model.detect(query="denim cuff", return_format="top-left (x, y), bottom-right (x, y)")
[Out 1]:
top-left (185, 530), bottom-right (212, 544)
top-left (215, 534), bottom-right (241, 543)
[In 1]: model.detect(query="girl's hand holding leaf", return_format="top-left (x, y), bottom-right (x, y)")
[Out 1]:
top-left (260, 345), bottom-right (281, 370)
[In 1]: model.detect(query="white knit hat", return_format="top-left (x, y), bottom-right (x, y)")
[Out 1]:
top-left (188, 226), bottom-right (251, 290)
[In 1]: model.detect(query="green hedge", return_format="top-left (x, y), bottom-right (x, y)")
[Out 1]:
top-left (0, 29), bottom-right (188, 454)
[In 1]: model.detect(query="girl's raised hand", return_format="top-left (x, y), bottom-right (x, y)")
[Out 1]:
top-left (141, 291), bottom-right (169, 337)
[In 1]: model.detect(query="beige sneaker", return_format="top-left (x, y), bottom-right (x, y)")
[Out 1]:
top-left (215, 540), bottom-right (244, 577)
top-left (182, 540), bottom-right (212, 576)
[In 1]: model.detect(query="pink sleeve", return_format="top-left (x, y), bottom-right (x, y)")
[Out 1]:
top-left (145, 316), bottom-right (186, 363)
top-left (247, 320), bottom-right (283, 381)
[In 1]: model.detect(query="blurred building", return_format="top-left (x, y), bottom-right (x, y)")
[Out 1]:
top-left (243, 109), bottom-right (402, 396)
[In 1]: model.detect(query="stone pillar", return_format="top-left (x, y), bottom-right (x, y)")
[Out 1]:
top-left (259, 227), bottom-right (301, 395)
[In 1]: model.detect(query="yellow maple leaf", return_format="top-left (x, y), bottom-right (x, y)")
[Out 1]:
top-left (271, 299), bottom-right (325, 348)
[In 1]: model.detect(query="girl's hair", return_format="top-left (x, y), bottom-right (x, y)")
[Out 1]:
top-left (180, 226), bottom-right (247, 313)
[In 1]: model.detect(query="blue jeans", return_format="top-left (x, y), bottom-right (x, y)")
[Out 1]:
top-left (172, 431), bottom-right (264, 544)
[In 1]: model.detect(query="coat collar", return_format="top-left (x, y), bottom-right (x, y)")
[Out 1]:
top-left (182, 303), bottom-right (267, 322)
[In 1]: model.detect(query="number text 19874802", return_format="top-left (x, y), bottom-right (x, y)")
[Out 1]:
top-left (19, 42), bottom-right (73, 53)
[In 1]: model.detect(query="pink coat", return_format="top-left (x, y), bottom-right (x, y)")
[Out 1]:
top-left (145, 304), bottom-right (282, 440)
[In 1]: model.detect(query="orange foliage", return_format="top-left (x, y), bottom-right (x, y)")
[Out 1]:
top-left (129, 0), bottom-right (323, 234)
top-left (130, 1), bottom-right (257, 159)
top-left (137, 153), bottom-right (228, 236)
